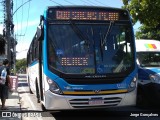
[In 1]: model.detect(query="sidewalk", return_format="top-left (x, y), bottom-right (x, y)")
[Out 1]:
top-left (0, 85), bottom-right (21, 119)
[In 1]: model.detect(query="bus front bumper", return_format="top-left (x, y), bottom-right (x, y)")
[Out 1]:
top-left (44, 89), bottom-right (137, 110)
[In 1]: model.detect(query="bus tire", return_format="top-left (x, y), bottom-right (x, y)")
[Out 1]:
top-left (41, 103), bottom-right (46, 111)
top-left (36, 80), bottom-right (41, 103)
top-left (29, 86), bottom-right (33, 94)
top-left (28, 78), bottom-right (33, 94)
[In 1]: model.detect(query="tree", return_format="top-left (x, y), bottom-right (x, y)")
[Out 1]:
top-left (122, 0), bottom-right (160, 39)
top-left (16, 58), bottom-right (27, 73)
top-left (136, 25), bottom-right (160, 39)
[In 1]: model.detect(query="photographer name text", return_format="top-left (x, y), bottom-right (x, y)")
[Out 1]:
top-left (130, 113), bottom-right (159, 117)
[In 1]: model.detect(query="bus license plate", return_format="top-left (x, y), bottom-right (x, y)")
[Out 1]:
top-left (89, 99), bottom-right (104, 105)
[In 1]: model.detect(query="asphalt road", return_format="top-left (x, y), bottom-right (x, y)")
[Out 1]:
top-left (18, 74), bottom-right (160, 120)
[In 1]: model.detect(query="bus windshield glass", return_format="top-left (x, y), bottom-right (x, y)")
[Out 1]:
top-left (137, 52), bottom-right (160, 67)
top-left (48, 22), bottom-right (134, 74)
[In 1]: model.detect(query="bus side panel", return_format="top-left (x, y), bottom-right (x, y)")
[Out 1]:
top-left (28, 61), bottom-right (39, 96)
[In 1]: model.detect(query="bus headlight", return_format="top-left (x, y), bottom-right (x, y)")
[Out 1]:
top-left (150, 74), bottom-right (160, 84)
top-left (128, 77), bottom-right (137, 92)
top-left (47, 78), bottom-right (63, 94)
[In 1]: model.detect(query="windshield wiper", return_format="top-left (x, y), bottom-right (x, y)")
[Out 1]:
top-left (99, 21), bottom-right (114, 61)
top-left (100, 32), bottom-right (104, 61)
top-left (101, 21), bottom-right (114, 47)
top-left (69, 20), bottom-right (90, 49)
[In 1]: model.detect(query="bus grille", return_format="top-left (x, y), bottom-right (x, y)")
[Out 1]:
top-left (64, 77), bottom-right (124, 85)
top-left (69, 97), bottom-right (122, 108)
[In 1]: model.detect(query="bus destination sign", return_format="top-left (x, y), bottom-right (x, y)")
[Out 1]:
top-left (55, 10), bottom-right (119, 21)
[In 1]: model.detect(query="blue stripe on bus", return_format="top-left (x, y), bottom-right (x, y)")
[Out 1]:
top-left (41, 7), bottom-right (137, 89)
top-left (43, 17), bottom-right (56, 79)
top-left (28, 60), bottom-right (39, 67)
top-left (44, 67), bottom-right (137, 91)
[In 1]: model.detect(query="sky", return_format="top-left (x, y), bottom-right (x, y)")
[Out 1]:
top-left (0, 0), bottom-right (140, 59)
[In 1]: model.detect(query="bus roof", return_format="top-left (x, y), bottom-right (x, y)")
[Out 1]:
top-left (135, 39), bottom-right (160, 52)
top-left (46, 6), bottom-right (127, 11)
top-left (45, 6), bottom-right (130, 21)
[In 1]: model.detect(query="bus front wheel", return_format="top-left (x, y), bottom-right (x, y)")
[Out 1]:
top-left (41, 103), bottom-right (46, 111)
top-left (35, 80), bottom-right (40, 103)
top-left (28, 77), bottom-right (33, 94)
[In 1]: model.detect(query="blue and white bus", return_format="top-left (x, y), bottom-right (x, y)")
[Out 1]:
top-left (136, 39), bottom-right (160, 106)
top-left (27, 6), bottom-right (137, 110)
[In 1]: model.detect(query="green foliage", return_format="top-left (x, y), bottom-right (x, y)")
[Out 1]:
top-left (136, 25), bottom-right (160, 39)
top-left (122, 0), bottom-right (160, 39)
top-left (16, 58), bottom-right (27, 73)
top-left (122, 0), bottom-right (160, 26)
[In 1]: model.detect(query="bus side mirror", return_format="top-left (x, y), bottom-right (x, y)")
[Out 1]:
top-left (37, 26), bottom-right (42, 39)
top-left (40, 15), bottom-right (44, 25)
top-left (37, 15), bottom-right (44, 41)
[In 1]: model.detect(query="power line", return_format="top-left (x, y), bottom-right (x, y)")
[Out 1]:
top-left (49, 0), bottom-right (63, 6)
top-left (0, 1), bottom-right (4, 4)
top-left (64, 0), bottom-right (75, 5)
top-left (13, 0), bottom-right (32, 16)
top-left (14, 0), bottom-right (32, 39)
top-left (23, 0), bottom-right (31, 36)
top-left (87, 0), bottom-right (97, 6)
top-left (20, 0), bottom-right (24, 41)
top-left (94, 0), bottom-right (109, 7)
top-left (19, 0), bottom-right (30, 53)
top-left (80, 0), bottom-right (93, 6)
top-left (15, 0), bottom-right (19, 37)
top-left (16, 0), bottom-right (31, 56)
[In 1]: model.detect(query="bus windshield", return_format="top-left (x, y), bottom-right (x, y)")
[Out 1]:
top-left (48, 22), bottom-right (134, 75)
top-left (137, 52), bottom-right (160, 67)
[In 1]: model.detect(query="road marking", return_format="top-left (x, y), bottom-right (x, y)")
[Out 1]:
top-left (21, 83), bottom-right (43, 120)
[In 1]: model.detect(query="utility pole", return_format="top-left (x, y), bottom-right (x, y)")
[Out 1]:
top-left (4, 0), bottom-right (15, 69)
top-left (1, 0), bottom-right (30, 71)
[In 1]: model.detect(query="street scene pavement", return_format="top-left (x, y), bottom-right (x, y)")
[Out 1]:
top-left (0, 76), bottom-right (20, 120)
top-left (0, 74), bottom-right (54, 120)
top-left (0, 74), bottom-right (160, 120)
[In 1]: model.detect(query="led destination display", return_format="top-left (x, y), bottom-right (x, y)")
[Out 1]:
top-left (48, 8), bottom-right (129, 21)
top-left (56, 10), bottom-right (119, 21)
